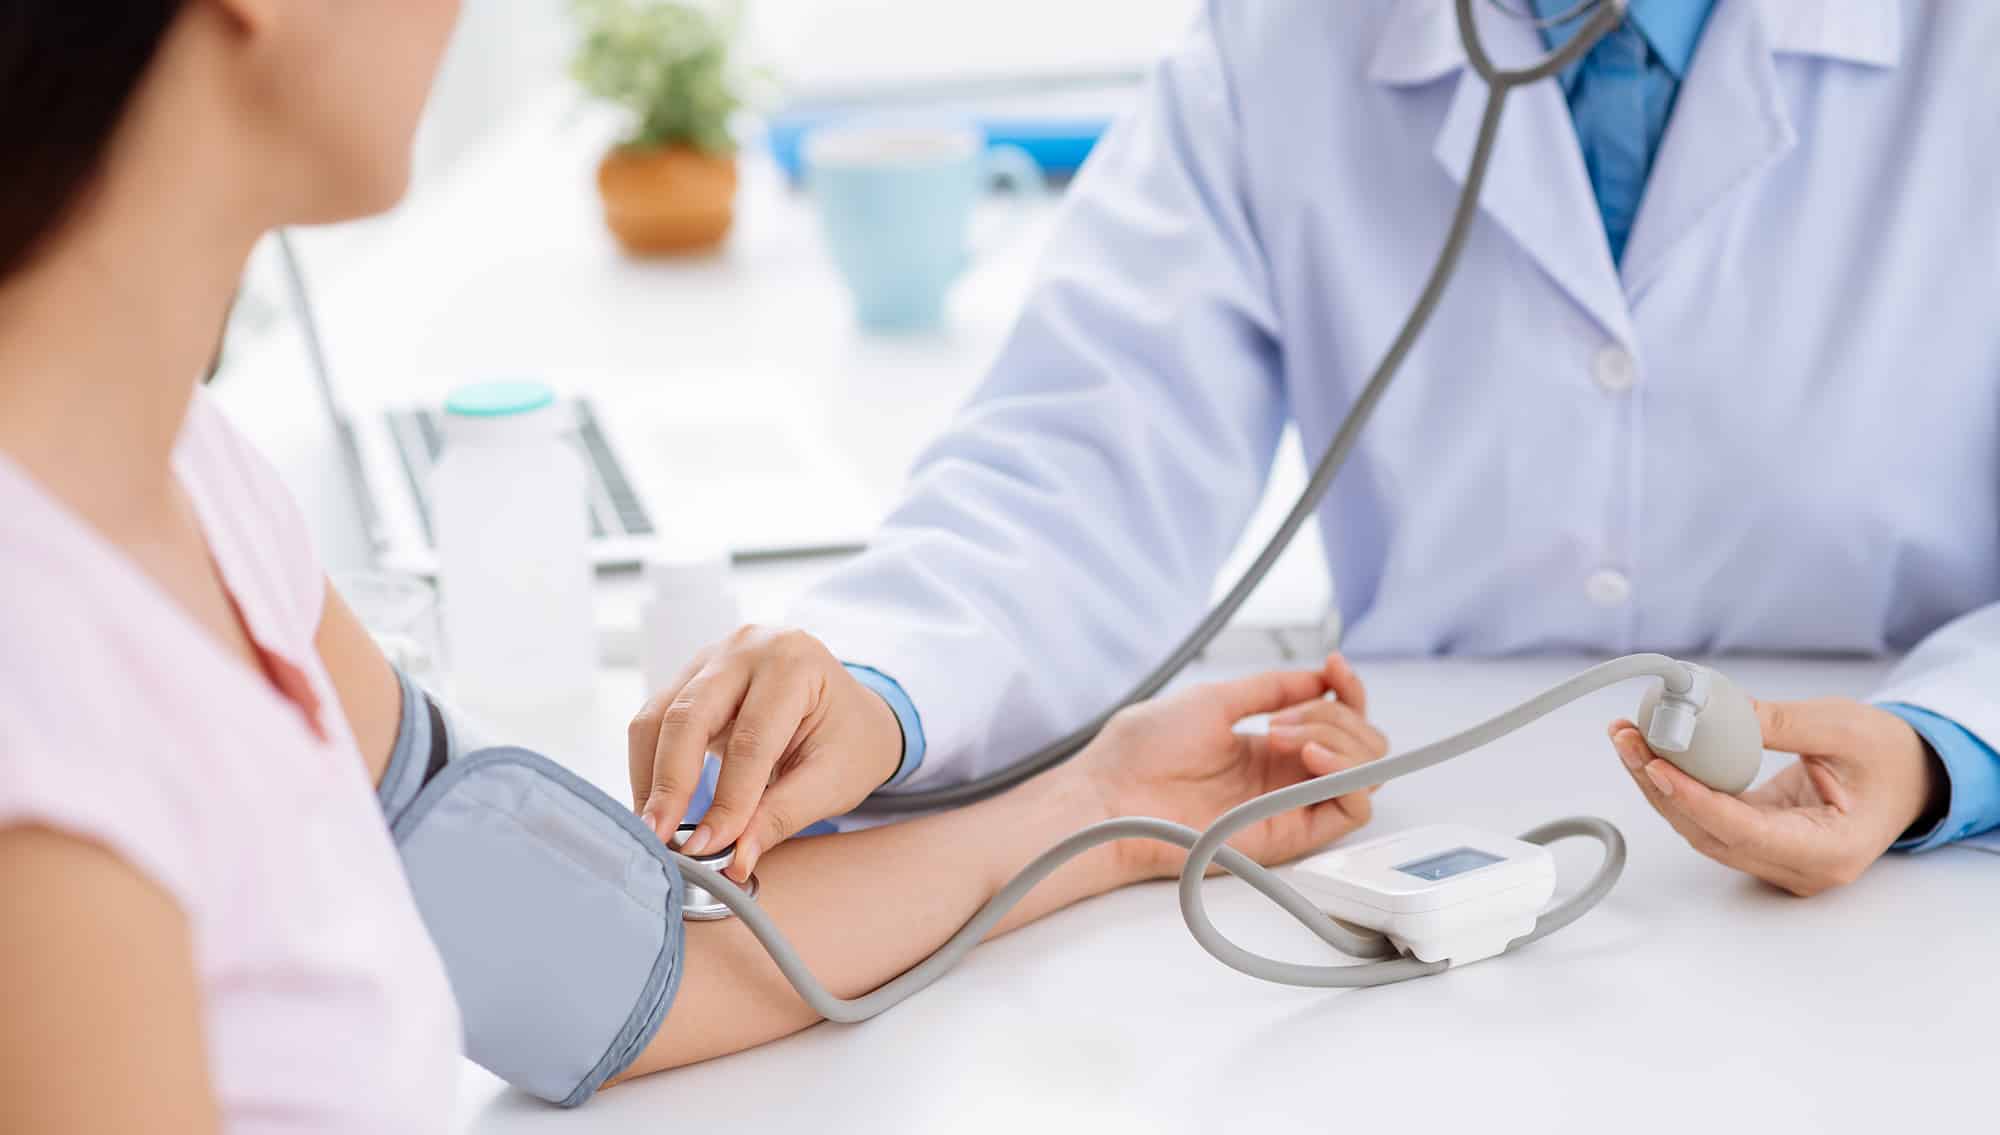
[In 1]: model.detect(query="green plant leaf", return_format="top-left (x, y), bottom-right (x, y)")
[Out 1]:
top-left (569, 0), bottom-right (761, 154)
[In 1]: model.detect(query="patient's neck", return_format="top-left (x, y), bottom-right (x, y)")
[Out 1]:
top-left (0, 147), bottom-right (256, 540)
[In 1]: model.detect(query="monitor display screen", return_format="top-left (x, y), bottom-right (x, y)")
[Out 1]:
top-left (1394, 847), bottom-right (1503, 882)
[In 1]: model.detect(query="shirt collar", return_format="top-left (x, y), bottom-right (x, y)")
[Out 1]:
top-left (1368, 1), bottom-right (1902, 89)
top-left (1532, 0), bottom-right (1715, 90)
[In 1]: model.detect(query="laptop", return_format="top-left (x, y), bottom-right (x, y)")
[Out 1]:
top-left (284, 235), bottom-right (878, 576)
top-left (353, 391), bottom-right (880, 577)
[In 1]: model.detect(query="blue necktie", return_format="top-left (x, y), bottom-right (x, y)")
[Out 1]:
top-left (1562, 17), bottom-right (1681, 264)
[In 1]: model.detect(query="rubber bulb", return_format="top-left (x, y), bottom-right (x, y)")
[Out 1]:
top-left (1635, 666), bottom-right (1763, 794)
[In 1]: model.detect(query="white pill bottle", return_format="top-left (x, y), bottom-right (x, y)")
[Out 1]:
top-left (432, 380), bottom-right (597, 722)
top-left (639, 546), bottom-right (743, 695)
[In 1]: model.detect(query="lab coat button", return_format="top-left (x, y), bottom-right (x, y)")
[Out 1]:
top-left (1585, 569), bottom-right (1632, 608)
top-left (1593, 346), bottom-right (1637, 393)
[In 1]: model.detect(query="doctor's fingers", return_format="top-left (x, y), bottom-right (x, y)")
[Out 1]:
top-left (1609, 723), bottom-right (1745, 854)
top-left (1637, 754), bottom-right (1870, 895)
top-left (634, 659), bottom-right (757, 842)
top-left (732, 745), bottom-right (851, 881)
top-left (627, 649), bottom-right (717, 809)
top-left (1609, 725), bottom-right (1811, 888)
top-left (695, 675), bottom-right (816, 858)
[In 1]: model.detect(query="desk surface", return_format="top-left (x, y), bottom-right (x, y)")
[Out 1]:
top-left (456, 655), bottom-right (1996, 1134)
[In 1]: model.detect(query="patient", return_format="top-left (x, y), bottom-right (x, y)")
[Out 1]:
top-left (0, 2), bottom-right (1385, 1128)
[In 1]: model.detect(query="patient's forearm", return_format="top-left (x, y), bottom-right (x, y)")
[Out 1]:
top-left (613, 770), bottom-right (1124, 1078)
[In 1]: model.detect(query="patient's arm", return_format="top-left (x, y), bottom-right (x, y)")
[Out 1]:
top-left (616, 656), bottom-right (1385, 1077)
top-left (317, 581), bottom-right (1383, 1079)
top-left (0, 826), bottom-right (219, 1132)
top-left (621, 764), bottom-right (1121, 1073)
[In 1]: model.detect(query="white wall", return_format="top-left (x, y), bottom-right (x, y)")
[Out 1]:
top-left (759, 0), bottom-right (1197, 92)
top-left (413, 0), bottom-right (570, 183)
top-left (411, 0), bottom-right (1198, 176)
top-left (223, 0), bottom-right (1196, 370)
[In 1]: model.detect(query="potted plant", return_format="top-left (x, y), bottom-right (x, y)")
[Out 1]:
top-left (571, 0), bottom-right (758, 255)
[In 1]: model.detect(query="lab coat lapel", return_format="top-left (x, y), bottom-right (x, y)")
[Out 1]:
top-left (1413, 4), bottom-right (1635, 346)
top-left (1618, 0), bottom-right (1796, 301)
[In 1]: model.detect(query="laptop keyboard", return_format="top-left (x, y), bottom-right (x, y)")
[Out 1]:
top-left (385, 398), bottom-right (656, 548)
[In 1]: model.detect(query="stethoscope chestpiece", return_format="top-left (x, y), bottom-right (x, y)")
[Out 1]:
top-left (671, 823), bottom-right (759, 921)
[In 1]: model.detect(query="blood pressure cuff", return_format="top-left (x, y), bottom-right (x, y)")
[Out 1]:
top-left (377, 669), bottom-right (686, 1108)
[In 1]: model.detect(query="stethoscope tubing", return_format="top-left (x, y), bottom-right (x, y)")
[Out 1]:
top-left (854, 0), bottom-right (1629, 815)
top-left (663, 0), bottom-right (1641, 1024)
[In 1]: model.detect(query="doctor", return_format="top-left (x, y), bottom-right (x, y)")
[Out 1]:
top-left (629, 0), bottom-right (2000, 897)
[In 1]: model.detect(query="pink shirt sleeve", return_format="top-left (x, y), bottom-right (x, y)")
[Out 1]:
top-left (0, 692), bottom-right (209, 913)
top-left (0, 392), bottom-right (336, 915)
top-left (0, 392), bottom-right (465, 1128)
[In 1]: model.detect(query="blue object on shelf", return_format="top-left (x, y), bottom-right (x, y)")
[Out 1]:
top-left (768, 111), bottom-right (1108, 184)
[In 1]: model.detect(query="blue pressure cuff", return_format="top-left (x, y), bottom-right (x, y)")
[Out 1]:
top-left (379, 669), bottom-right (686, 1107)
top-left (1880, 702), bottom-right (2000, 852)
top-left (844, 662), bottom-right (926, 788)
top-left (375, 668), bottom-right (447, 824)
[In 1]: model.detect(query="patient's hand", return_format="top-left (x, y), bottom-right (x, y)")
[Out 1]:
top-left (1080, 653), bottom-right (1389, 881)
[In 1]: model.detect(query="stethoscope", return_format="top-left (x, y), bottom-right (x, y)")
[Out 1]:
top-left (848, 0), bottom-right (1632, 817)
top-left (672, 824), bottom-right (759, 920)
top-left (655, 0), bottom-right (1775, 1017)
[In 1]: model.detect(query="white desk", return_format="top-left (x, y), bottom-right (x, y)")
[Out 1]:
top-left (210, 95), bottom-right (1994, 1134)
top-left (454, 654), bottom-right (1996, 1133)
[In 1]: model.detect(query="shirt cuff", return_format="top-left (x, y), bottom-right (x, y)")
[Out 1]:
top-left (844, 663), bottom-right (926, 789)
top-left (1879, 702), bottom-right (2000, 852)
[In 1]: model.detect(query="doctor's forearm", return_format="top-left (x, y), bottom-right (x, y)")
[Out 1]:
top-left (611, 770), bottom-right (1124, 1079)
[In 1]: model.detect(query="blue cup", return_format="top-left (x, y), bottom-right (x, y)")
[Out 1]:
top-left (806, 123), bottom-right (1047, 332)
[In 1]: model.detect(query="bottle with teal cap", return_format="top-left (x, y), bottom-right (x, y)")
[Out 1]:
top-left (431, 380), bottom-right (596, 724)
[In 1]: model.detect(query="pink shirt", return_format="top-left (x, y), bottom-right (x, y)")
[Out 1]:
top-left (0, 393), bottom-right (461, 1131)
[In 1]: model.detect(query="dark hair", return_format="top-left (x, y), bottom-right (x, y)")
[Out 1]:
top-left (0, 2), bottom-right (183, 281)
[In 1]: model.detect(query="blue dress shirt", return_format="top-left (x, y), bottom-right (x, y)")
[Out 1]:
top-left (1882, 705), bottom-right (2000, 850)
top-left (844, 0), bottom-right (2000, 848)
top-left (846, 662), bottom-right (927, 787)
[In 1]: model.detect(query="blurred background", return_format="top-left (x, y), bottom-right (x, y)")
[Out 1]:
top-left (214, 0), bottom-right (1332, 728)
top-left (224, 0), bottom-right (1196, 344)
top-left (420, 0), bottom-right (1193, 166)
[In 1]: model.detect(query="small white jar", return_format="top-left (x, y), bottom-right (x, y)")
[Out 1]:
top-left (639, 546), bottom-right (743, 695)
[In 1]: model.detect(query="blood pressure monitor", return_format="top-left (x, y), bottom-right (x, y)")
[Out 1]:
top-left (1288, 824), bottom-right (1557, 965)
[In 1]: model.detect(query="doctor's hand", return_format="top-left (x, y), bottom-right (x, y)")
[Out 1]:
top-left (628, 626), bottom-right (903, 881)
top-left (1608, 698), bottom-right (1943, 897)
top-left (1079, 653), bottom-right (1390, 882)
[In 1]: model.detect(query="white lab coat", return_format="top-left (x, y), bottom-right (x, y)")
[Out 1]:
top-left (791, 0), bottom-right (2000, 797)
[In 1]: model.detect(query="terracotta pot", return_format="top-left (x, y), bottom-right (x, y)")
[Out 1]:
top-left (596, 145), bottom-right (738, 256)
